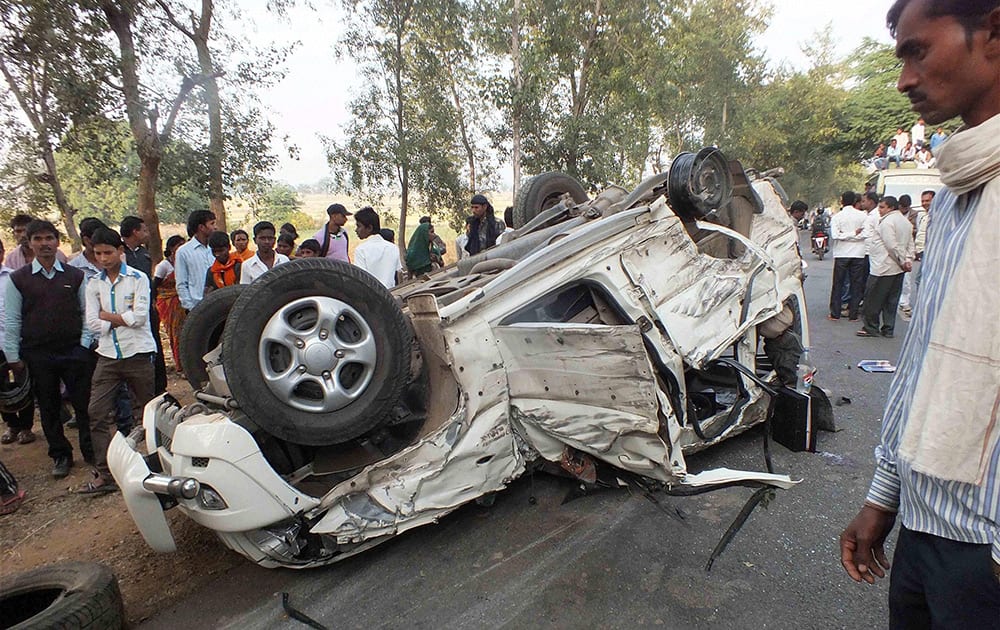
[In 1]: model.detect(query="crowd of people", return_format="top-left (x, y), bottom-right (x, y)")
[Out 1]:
top-left (0, 192), bottom-right (511, 509)
top-left (870, 118), bottom-right (949, 170)
top-left (819, 188), bottom-right (930, 338)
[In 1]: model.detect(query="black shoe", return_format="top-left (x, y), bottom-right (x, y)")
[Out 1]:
top-left (52, 456), bottom-right (73, 479)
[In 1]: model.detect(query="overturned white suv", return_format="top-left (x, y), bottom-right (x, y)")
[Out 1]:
top-left (110, 148), bottom-right (819, 569)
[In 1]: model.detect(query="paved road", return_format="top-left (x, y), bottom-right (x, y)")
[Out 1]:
top-left (143, 234), bottom-right (909, 629)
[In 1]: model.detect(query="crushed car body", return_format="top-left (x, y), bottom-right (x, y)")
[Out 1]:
top-left (109, 148), bottom-right (814, 569)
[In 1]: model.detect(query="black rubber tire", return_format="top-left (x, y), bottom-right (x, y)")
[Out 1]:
top-left (221, 258), bottom-right (412, 446)
top-left (0, 562), bottom-right (124, 629)
top-left (512, 172), bottom-right (588, 228)
top-left (816, 251), bottom-right (825, 261)
top-left (179, 284), bottom-right (244, 390)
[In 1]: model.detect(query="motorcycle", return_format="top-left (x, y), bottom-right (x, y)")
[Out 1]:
top-left (811, 230), bottom-right (829, 260)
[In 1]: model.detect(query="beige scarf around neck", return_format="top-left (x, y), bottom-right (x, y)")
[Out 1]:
top-left (898, 112), bottom-right (1000, 485)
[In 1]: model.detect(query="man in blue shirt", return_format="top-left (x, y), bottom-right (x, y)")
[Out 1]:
top-left (174, 210), bottom-right (216, 312)
top-left (4, 221), bottom-right (94, 478)
top-left (839, 1), bottom-right (1000, 627)
top-left (928, 127), bottom-right (947, 153)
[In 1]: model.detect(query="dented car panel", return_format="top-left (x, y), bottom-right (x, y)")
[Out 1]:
top-left (109, 153), bottom-right (812, 569)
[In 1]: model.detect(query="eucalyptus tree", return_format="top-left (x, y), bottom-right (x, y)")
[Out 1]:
top-left (482, 0), bottom-right (668, 190)
top-left (648, 0), bottom-right (770, 158)
top-left (326, 0), bottom-right (469, 253)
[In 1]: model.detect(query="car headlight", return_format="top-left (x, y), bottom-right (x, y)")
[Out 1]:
top-left (667, 147), bottom-right (733, 220)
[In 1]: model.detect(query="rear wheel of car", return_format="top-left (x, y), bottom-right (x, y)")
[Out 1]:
top-left (0, 562), bottom-right (124, 629)
top-left (179, 284), bottom-right (244, 390)
top-left (512, 172), bottom-right (588, 228)
top-left (221, 258), bottom-right (412, 446)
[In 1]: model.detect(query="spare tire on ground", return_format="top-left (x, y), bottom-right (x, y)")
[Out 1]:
top-left (0, 562), bottom-right (124, 629)
top-left (221, 258), bottom-right (412, 446)
top-left (179, 284), bottom-right (244, 390)
top-left (512, 172), bottom-right (588, 228)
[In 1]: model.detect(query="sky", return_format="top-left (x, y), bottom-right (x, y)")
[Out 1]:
top-left (252, 0), bottom-right (897, 186)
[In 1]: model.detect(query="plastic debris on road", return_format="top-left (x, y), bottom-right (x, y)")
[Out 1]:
top-left (857, 360), bottom-right (896, 373)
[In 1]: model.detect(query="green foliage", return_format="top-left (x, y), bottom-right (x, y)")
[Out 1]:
top-left (1, 0), bottom-right (929, 231)
top-left (57, 118), bottom-right (209, 226)
top-left (246, 183), bottom-right (309, 229)
top-left (835, 38), bottom-right (915, 160)
top-left (326, 0), bottom-right (473, 241)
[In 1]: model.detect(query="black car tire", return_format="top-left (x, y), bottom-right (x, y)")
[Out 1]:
top-left (179, 284), bottom-right (245, 390)
top-left (0, 562), bottom-right (124, 629)
top-left (221, 258), bottom-right (412, 446)
top-left (512, 172), bottom-right (588, 228)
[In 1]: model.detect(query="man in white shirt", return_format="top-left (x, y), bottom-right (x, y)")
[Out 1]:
top-left (828, 191), bottom-right (869, 321)
top-left (174, 210), bottom-right (216, 311)
top-left (81, 227), bottom-right (157, 495)
top-left (910, 117), bottom-right (926, 148)
top-left (67, 217), bottom-right (107, 282)
top-left (860, 191), bottom-right (881, 289)
top-left (892, 127), bottom-right (910, 151)
top-left (240, 221), bottom-right (289, 284)
top-left (858, 196), bottom-right (914, 339)
top-left (353, 207), bottom-right (401, 289)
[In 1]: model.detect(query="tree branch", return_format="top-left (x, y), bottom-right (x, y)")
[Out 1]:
top-left (199, 0), bottom-right (213, 40)
top-left (159, 71), bottom-right (223, 140)
top-left (0, 56), bottom-right (45, 135)
top-left (154, 0), bottom-right (195, 39)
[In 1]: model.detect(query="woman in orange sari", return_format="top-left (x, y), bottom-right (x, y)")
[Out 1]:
top-left (154, 236), bottom-right (187, 375)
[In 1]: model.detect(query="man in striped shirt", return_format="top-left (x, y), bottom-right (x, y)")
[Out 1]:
top-left (839, 1), bottom-right (1000, 627)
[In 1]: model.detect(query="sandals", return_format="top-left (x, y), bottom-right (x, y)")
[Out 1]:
top-left (1, 489), bottom-right (26, 515)
top-left (77, 475), bottom-right (118, 496)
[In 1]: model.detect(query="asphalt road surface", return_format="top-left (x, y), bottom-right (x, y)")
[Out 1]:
top-left (142, 234), bottom-right (909, 629)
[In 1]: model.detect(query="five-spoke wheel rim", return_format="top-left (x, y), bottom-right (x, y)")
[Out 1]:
top-left (257, 296), bottom-right (378, 413)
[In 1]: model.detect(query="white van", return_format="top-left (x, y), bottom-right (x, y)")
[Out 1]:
top-left (867, 168), bottom-right (944, 201)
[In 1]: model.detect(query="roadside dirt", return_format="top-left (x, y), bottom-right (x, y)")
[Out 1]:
top-left (0, 371), bottom-right (247, 626)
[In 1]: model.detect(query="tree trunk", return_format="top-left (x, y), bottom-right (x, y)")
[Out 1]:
top-left (193, 0), bottom-right (226, 231)
top-left (720, 96), bottom-right (728, 141)
top-left (511, 0), bottom-right (522, 198)
top-left (447, 74), bottom-right (475, 193)
top-left (104, 1), bottom-right (201, 265)
top-left (197, 47), bottom-right (226, 230)
top-left (394, 20), bottom-right (409, 259)
top-left (399, 165), bottom-right (409, 264)
top-left (103, 2), bottom-right (162, 264)
top-left (41, 146), bottom-right (80, 249)
top-left (138, 156), bottom-right (163, 259)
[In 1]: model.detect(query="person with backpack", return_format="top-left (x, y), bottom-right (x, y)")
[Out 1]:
top-left (314, 204), bottom-right (351, 262)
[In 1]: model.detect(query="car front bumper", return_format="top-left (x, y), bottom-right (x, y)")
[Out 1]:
top-left (108, 394), bottom-right (322, 554)
top-left (108, 430), bottom-right (177, 552)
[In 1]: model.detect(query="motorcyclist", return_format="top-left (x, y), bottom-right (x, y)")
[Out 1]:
top-left (811, 208), bottom-right (830, 236)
